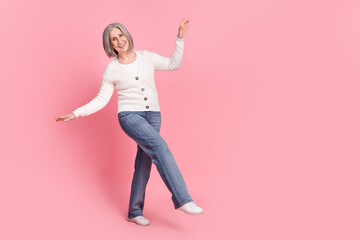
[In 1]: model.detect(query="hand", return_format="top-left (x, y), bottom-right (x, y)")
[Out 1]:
top-left (55, 112), bottom-right (76, 122)
top-left (177, 18), bottom-right (190, 39)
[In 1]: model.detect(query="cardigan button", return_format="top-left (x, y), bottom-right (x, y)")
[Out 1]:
top-left (141, 88), bottom-right (145, 91)
top-left (135, 76), bottom-right (139, 80)
top-left (146, 105), bottom-right (149, 109)
top-left (144, 97), bottom-right (148, 101)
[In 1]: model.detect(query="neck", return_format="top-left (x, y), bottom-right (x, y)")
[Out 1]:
top-left (117, 51), bottom-right (133, 61)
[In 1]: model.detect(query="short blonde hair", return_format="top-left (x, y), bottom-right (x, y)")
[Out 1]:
top-left (103, 22), bottom-right (134, 58)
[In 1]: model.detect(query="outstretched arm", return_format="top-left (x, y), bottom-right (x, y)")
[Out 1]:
top-left (54, 76), bottom-right (114, 122)
top-left (72, 77), bottom-right (114, 118)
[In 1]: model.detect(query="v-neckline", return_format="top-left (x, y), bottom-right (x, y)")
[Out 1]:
top-left (115, 51), bottom-right (141, 77)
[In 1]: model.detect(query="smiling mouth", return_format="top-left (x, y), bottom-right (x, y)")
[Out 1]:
top-left (118, 42), bottom-right (126, 48)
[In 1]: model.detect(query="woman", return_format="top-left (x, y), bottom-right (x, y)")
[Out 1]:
top-left (55, 18), bottom-right (203, 226)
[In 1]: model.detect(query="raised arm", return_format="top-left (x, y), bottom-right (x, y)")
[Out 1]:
top-left (153, 36), bottom-right (185, 71)
top-left (153, 18), bottom-right (190, 71)
top-left (72, 73), bottom-right (114, 118)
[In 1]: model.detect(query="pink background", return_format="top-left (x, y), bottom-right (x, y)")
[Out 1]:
top-left (1, 0), bottom-right (360, 239)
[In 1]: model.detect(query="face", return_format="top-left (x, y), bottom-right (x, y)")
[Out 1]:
top-left (109, 27), bottom-right (129, 55)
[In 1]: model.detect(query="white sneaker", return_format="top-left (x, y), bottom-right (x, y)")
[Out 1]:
top-left (179, 201), bottom-right (204, 215)
top-left (127, 216), bottom-right (150, 226)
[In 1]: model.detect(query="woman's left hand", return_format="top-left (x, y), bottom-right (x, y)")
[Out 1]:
top-left (177, 18), bottom-right (190, 39)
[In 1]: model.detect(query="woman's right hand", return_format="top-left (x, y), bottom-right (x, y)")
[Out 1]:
top-left (55, 113), bottom-right (76, 122)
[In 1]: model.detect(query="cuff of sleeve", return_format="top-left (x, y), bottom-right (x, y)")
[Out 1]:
top-left (176, 36), bottom-right (185, 41)
top-left (72, 110), bottom-right (80, 118)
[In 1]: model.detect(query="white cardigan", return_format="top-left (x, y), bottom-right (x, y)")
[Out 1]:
top-left (72, 36), bottom-right (185, 118)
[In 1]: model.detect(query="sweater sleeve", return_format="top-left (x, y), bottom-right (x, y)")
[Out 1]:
top-left (152, 36), bottom-right (185, 71)
top-left (72, 68), bottom-right (115, 118)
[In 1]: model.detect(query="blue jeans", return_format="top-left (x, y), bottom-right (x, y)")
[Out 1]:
top-left (118, 111), bottom-right (193, 219)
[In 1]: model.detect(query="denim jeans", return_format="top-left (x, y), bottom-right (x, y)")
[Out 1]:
top-left (118, 111), bottom-right (193, 219)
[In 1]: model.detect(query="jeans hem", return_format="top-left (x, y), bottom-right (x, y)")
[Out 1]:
top-left (128, 212), bottom-right (143, 219)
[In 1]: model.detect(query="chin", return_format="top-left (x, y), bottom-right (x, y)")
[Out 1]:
top-left (118, 47), bottom-right (129, 52)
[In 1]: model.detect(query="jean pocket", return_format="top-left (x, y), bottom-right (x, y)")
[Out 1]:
top-left (118, 111), bottom-right (131, 122)
top-left (118, 111), bottom-right (142, 123)
top-left (118, 111), bottom-right (133, 117)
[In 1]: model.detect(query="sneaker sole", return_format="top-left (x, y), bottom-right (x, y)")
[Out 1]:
top-left (179, 209), bottom-right (204, 215)
top-left (127, 217), bottom-right (150, 226)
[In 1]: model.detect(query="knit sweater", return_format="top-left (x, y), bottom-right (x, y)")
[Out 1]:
top-left (72, 36), bottom-right (185, 118)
